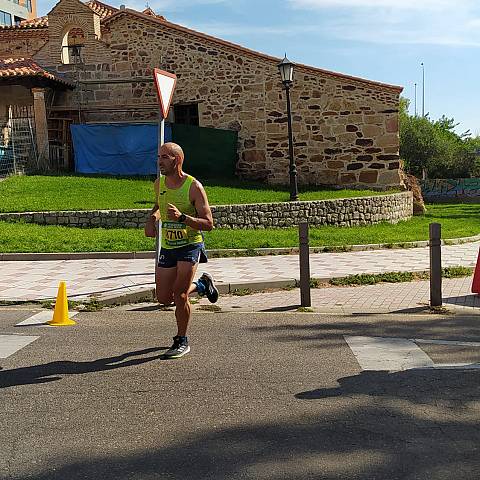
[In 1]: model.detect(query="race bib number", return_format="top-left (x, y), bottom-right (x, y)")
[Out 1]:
top-left (163, 221), bottom-right (188, 247)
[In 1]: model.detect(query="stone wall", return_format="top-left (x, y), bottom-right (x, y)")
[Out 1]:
top-left (0, 192), bottom-right (413, 229)
top-left (421, 178), bottom-right (480, 203)
top-left (0, 29), bottom-right (48, 58)
top-left (213, 192), bottom-right (412, 229)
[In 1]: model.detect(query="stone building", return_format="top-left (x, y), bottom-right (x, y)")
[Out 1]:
top-left (0, 0), bottom-right (404, 188)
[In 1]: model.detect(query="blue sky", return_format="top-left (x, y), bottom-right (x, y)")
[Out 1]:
top-left (39, 0), bottom-right (479, 135)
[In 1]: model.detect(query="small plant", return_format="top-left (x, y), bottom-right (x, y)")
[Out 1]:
top-left (330, 271), bottom-right (421, 286)
top-left (197, 304), bottom-right (222, 312)
top-left (309, 278), bottom-right (321, 288)
top-left (442, 266), bottom-right (474, 278)
top-left (41, 298), bottom-right (105, 311)
top-left (297, 306), bottom-right (314, 313)
top-left (232, 288), bottom-right (252, 296)
top-left (428, 305), bottom-right (450, 315)
top-left (80, 299), bottom-right (104, 312)
top-left (0, 300), bottom-right (22, 306)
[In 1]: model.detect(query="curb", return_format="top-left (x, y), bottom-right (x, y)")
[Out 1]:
top-left (0, 279), bottom-right (298, 307)
top-left (1, 234), bottom-right (479, 262)
top-left (91, 279), bottom-right (297, 307)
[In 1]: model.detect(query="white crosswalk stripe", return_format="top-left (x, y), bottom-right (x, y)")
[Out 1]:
top-left (0, 334), bottom-right (39, 359)
top-left (15, 310), bottom-right (79, 327)
top-left (345, 335), bottom-right (480, 371)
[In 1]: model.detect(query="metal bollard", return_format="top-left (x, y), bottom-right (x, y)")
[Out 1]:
top-left (429, 223), bottom-right (442, 307)
top-left (299, 222), bottom-right (311, 307)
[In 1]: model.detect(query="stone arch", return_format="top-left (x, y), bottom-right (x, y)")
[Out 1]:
top-left (60, 23), bottom-right (87, 64)
top-left (48, 9), bottom-right (102, 65)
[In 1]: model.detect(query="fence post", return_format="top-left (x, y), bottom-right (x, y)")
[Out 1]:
top-left (299, 222), bottom-right (311, 307)
top-left (429, 223), bottom-right (442, 307)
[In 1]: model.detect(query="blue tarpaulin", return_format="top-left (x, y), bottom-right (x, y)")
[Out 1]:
top-left (71, 123), bottom-right (172, 175)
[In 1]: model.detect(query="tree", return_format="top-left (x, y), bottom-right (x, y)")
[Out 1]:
top-left (399, 99), bottom-right (438, 178)
top-left (399, 98), bottom-right (480, 179)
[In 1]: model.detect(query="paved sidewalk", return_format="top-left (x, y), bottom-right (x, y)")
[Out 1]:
top-left (190, 275), bottom-right (480, 314)
top-left (0, 241), bottom-right (478, 311)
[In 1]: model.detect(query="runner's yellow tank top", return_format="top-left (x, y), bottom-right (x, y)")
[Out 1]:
top-left (158, 174), bottom-right (203, 249)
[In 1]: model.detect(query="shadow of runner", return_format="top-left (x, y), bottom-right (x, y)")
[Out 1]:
top-left (0, 347), bottom-right (165, 389)
top-left (296, 369), bottom-right (480, 404)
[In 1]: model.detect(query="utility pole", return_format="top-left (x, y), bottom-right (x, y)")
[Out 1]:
top-left (414, 83), bottom-right (417, 116)
top-left (421, 62), bottom-right (425, 117)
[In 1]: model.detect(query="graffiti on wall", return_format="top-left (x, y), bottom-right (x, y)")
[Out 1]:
top-left (421, 178), bottom-right (480, 199)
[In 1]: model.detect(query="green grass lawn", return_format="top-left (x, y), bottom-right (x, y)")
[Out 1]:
top-left (1, 203), bottom-right (478, 253)
top-left (0, 175), bottom-right (394, 212)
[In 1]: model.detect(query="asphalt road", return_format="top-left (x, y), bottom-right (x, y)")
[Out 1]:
top-left (1, 306), bottom-right (480, 480)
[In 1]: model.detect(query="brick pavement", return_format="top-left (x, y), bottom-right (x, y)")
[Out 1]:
top-left (191, 276), bottom-right (480, 314)
top-left (0, 241), bottom-right (479, 313)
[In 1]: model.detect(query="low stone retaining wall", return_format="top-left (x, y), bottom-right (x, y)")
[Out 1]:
top-left (0, 192), bottom-right (412, 229)
top-left (421, 178), bottom-right (480, 203)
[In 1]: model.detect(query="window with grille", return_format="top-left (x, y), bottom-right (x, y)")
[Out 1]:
top-left (173, 104), bottom-right (199, 126)
top-left (0, 11), bottom-right (12, 26)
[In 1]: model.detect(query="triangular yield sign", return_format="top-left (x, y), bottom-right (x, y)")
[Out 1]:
top-left (153, 68), bottom-right (177, 119)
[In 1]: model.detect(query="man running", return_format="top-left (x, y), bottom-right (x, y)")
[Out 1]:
top-left (145, 142), bottom-right (218, 359)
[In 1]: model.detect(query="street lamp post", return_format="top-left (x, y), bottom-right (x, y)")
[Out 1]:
top-left (278, 55), bottom-right (299, 201)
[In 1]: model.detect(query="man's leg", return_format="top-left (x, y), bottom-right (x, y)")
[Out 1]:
top-left (155, 265), bottom-right (177, 305)
top-left (172, 261), bottom-right (198, 337)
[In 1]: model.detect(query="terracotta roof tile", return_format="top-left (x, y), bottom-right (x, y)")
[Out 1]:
top-left (0, 0), bottom-right (117, 31)
top-left (0, 15), bottom-right (48, 30)
top-left (0, 58), bottom-right (75, 87)
top-left (85, 0), bottom-right (118, 19)
top-left (142, 7), bottom-right (165, 20)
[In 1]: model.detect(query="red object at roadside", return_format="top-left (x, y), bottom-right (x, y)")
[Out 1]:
top-left (472, 248), bottom-right (480, 294)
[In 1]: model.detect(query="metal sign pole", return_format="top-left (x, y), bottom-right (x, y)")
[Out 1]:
top-left (155, 112), bottom-right (165, 267)
top-left (152, 68), bottom-right (176, 274)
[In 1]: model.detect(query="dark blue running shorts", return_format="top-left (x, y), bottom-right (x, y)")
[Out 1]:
top-left (158, 242), bottom-right (208, 268)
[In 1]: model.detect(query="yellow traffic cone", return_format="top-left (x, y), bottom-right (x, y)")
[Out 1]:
top-left (48, 281), bottom-right (76, 326)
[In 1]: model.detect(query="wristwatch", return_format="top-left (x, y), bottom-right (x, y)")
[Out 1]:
top-left (178, 213), bottom-right (187, 222)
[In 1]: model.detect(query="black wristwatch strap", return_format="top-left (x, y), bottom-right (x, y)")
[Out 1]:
top-left (178, 213), bottom-right (187, 222)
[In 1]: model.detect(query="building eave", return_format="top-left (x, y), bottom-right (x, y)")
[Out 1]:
top-left (103, 9), bottom-right (403, 94)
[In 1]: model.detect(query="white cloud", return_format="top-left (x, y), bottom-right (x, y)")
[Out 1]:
top-left (122, 0), bottom-right (227, 12)
top-left (289, 0), bottom-right (463, 10)
top-left (177, 21), bottom-right (319, 38)
top-left (288, 0), bottom-right (480, 47)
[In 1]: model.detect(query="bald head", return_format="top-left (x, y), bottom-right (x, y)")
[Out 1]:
top-left (161, 142), bottom-right (184, 164)
top-left (158, 142), bottom-right (185, 176)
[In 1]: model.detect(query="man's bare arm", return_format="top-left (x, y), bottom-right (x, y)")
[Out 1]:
top-left (150, 178), bottom-right (160, 220)
top-left (166, 180), bottom-right (213, 231)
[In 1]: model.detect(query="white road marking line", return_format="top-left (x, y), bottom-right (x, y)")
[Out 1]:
top-left (345, 336), bottom-right (480, 371)
top-left (0, 334), bottom-right (39, 359)
top-left (345, 336), bottom-right (433, 371)
top-left (429, 363), bottom-right (480, 370)
top-left (413, 338), bottom-right (480, 347)
top-left (15, 311), bottom-right (79, 327)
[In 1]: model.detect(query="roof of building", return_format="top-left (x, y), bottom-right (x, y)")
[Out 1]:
top-left (0, 57), bottom-right (75, 88)
top-left (85, 0), bottom-right (117, 19)
top-left (0, 0), bottom-right (116, 30)
top-left (0, 0), bottom-right (402, 92)
top-left (141, 7), bottom-right (165, 20)
top-left (104, 8), bottom-right (403, 93)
